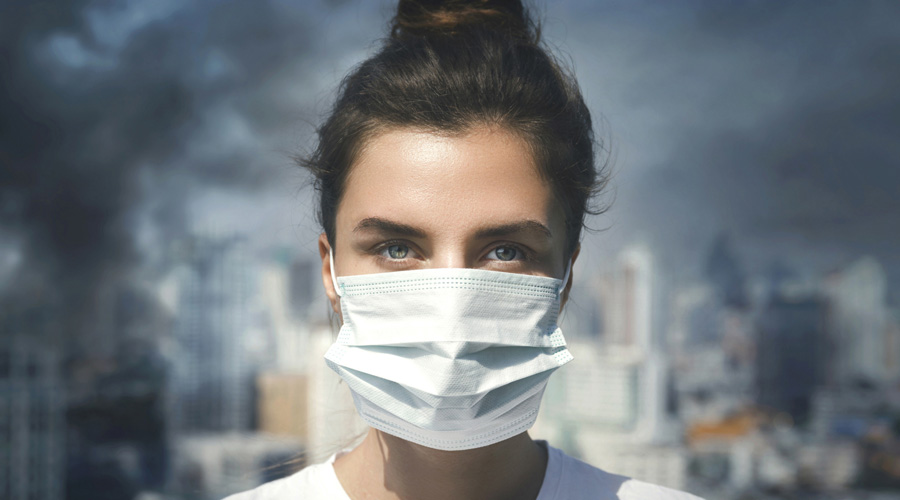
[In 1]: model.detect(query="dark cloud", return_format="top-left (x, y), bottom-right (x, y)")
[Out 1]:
top-left (686, 2), bottom-right (900, 285)
top-left (0, 0), bottom-right (323, 351)
top-left (560, 1), bottom-right (900, 292)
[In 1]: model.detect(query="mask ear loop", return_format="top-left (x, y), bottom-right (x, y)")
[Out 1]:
top-left (558, 260), bottom-right (573, 296)
top-left (329, 248), bottom-right (343, 297)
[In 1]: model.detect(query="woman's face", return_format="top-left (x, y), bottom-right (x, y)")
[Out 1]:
top-left (319, 125), bottom-right (576, 315)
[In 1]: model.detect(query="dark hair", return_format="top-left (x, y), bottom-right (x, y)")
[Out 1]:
top-left (300, 0), bottom-right (608, 256)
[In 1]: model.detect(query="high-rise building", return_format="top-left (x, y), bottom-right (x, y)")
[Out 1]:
top-left (823, 256), bottom-right (892, 385)
top-left (607, 245), bottom-right (655, 350)
top-left (256, 372), bottom-right (308, 440)
top-left (543, 244), bottom-right (675, 454)
top-left (670, 284), bottom-right (715, 350)
top-left (670, 284), bottom-right (755, 423)
top-left (289, 258), bottom-right (318, 321)
top-left (169, 234), bottom-right (255, 434)
top-left (613, 245), bottom-right (669, 442)
top-left (254, 255), bottom-right (315, 440)
top-left (544, 342), bottom-right (641, 431)
top-left (755, 295), bottom-right (827, 425)
top-left (704, 233), bottom-right (748, 309)
top-left (258, 261), bottom-right (308, 373)
top-left (0, 333), bottom-right (65, 500)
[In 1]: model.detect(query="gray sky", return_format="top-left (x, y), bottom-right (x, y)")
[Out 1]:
top-left (2, 0), bottom-right (898, 346)
top-left (549, 1), bottom-right (900, 290)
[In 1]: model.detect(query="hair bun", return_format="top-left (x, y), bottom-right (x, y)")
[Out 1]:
top-left (391, 0), bottom-right (537, 43)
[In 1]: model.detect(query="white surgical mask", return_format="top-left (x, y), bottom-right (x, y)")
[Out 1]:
top-left (324, 251), bottom-right (573, 451)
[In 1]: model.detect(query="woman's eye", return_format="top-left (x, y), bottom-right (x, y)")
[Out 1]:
top-left (487, 246), bottom-right (520, 262)
top-left (384, 244), bottom-right (410, 259)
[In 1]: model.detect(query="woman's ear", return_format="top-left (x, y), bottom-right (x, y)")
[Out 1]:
top-left (560, 244), bottom-right (580, 312)
top-left (318, 233), bottom-right (342, 318)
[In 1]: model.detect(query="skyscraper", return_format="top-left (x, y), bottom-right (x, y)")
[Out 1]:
top-left (545, 244), bottom-right (673, 446)
top-left (169, 234), bottom-right (255, 434)
top-left (613, 244), bottom-right (669, 442)
top-left (755, 295), bottom-right (827, 424)
top-left (823, 256), bottom-right (891, 385)
top-left (704, 234), bottom-right (748, 310)
top-left (0, 331), bottom-right (64, 500)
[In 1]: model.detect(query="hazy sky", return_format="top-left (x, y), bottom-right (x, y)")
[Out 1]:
top-left (554, 1), bottom-right (900, 288)
top-left (2, 0), bottom-right (899, 342)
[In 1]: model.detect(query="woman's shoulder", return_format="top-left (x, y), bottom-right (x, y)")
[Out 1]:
top-left (542, 444), bottom-right (705, 500)
top-left (221, 459), bottom-right (349, 500)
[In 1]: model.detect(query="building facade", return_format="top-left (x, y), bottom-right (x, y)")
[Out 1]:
top-left (0, 333), bottom-right (64, 500)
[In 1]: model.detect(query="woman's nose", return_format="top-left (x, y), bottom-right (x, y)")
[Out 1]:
top-left (429, 247), bottom-right (468, 269)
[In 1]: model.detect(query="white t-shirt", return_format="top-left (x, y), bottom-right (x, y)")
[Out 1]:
top-left (224, 442), bottom-right (704, 500)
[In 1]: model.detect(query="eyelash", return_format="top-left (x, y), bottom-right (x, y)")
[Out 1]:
top-left (485, 243), bottom-right (530, 263)
top-left (371, 240), bottom-right (418, 267)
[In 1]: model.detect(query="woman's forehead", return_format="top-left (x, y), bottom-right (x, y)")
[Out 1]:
top-left (336, 127), bottom-right (565, 240)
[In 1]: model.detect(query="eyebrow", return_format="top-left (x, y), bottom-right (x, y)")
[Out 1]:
top-left (353, 217), bottom-right (427, 238)
top-left (352, 217), bottom-right (552, 240)
top-left (474, 220), bottom-right (553, 240)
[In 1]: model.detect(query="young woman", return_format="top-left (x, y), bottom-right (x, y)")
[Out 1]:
top-left (228, 1), bottom-right (702, 498)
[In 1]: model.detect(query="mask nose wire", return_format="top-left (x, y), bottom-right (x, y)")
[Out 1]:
top-left (329, 248), bottom-right (343, 297)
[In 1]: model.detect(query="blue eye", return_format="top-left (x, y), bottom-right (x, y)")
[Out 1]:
top-left (487, 246), bottom-right (519, 261)
top-left (385, 244), bottom-right (409, 259)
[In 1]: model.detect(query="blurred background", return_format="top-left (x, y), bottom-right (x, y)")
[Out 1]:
top-left (1, 1), bottom-right (899, 499)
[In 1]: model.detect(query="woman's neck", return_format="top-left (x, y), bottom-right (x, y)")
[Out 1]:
top-left (333, 429), bottom-right (548, 500)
